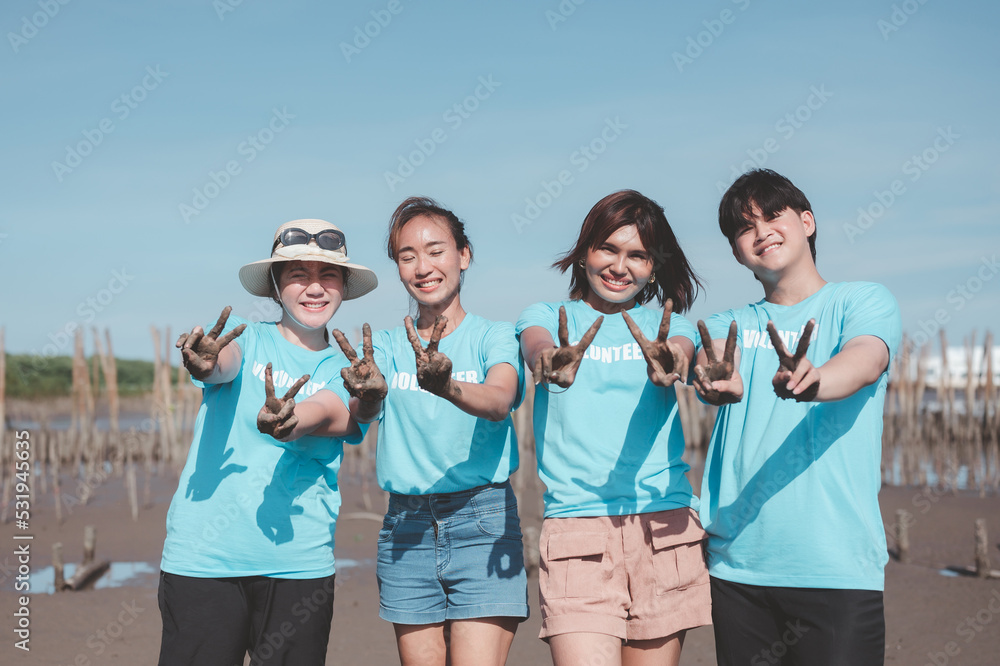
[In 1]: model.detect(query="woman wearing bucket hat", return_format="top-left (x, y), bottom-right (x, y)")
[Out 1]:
top-left (157, 219), bottom-right (377, 666)
top-left (261, 198), bottom-right (528, 665)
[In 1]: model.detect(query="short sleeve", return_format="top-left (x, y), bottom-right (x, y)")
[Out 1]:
top-left (313, 353), bottom-right (353, 411)
top-left (481, 320), bottom-right (525, 410)
top-left (840, 282), bottom-right (902, 360)
top-left (698, 310), bottom-right (739, 352)
top-left (189, 314), bottom-right (255, 389)
top-left (368, 328), bottom-right (392, 377)
top-left (667, 312), bottom-right (697, 346)
top-left (515, 301), bottom-right (558, 339)
top-left (481, 321), bottom-right (521, 373)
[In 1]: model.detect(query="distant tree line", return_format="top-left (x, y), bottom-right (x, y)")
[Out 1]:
top-left (4, 355), bottom-right (178, 398)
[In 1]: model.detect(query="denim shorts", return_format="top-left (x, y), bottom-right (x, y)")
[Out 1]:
top-left (376, 480), bottom-right (529, 624)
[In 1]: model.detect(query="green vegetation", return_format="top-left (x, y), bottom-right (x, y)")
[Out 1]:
top-left (4, 355), bottom-right (180, 398)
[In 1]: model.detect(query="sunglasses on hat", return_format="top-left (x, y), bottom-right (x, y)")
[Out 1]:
top-left (272, 228), bottom-right (346, 253)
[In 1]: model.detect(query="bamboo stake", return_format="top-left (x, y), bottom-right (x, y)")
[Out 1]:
top-left (0, 326), bottom-right (6, 469)
top-left (895, 509), bottom-right (911, 563)
top-left (975, 519), bottom-right (990, 578)
top-left (52, 433), bottom-right (63, 525)
top-left (53, 543), bottom-right (65, 592)
top-left (62, 525), bottom-right (109, 591)
top-left (0, 328), bottom-right (6, 522)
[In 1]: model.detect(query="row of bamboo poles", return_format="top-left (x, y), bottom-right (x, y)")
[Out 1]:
top-left (1, 325), bottom-right (998, 529)
top-left (884, 330), bottom-right (1000, 494)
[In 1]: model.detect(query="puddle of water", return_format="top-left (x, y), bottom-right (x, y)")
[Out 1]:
top-left (27, 559), bottom-right (371, 594)
top-left (30, 561), bottom-right (158, 594)
top-left (938, 569), bottom-right (961, 577)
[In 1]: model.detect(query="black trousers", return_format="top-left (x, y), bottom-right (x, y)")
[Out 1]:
top-left (157, 571), bottom-right (336, 666)
top-left (711, 576), bottom-right (885, 666)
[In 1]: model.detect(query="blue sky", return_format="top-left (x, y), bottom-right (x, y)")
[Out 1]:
top-left (2, 0), bottom-right (998, 362)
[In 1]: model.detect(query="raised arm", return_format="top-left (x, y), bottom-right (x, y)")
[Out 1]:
top-left (334, 324), bottom-right (387, 424)
top-left (692, 320), bottom-right (743, 405)
top-left (770, 322), bottom-right (889, 402)
top-left (257, 363), bottom-right (359, 441)
top-left (175, 306), bottom-right (246, 384)
top-left (405, 316), bottom-right (519, 422)
top-left (620, 299), bottom-right (693, 387)
top-left (519, 306), bottom-right (603, 389)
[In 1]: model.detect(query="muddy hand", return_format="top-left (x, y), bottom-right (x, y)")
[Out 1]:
top-left (405, 316), bottom-right (456, 398)
top-left (692, 320), bottom-right (741, 404)
top-left (533, 306), bottom-right (603, 389)
top-left (334, 324), bottom-right (388, 403)
top-left (768, 319), bottom-right (819, 401)
top-left (256, 362), bottom-right (309, 440)
top-left (621, 299), bottom-right (686, 387)
top-left (176, 306), bottom-right (246, 381)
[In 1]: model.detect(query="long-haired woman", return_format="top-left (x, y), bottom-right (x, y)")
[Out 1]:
top-left (516, 190), bottom-right (711, 666)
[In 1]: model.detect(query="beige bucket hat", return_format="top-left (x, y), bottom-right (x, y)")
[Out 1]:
top-left (239, 219), bottom-right (378, 300)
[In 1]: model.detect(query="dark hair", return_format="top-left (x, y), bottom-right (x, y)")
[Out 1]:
top-left (719, 169), bottom-right (816, 261)
top-left (553, 190), bottom-right (701, 312)
top-left (386, 196), bottom-right (474, 263)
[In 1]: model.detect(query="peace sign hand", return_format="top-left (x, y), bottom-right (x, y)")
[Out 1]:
top-left (405, 316), bottom-right (457, 398)
top-left (693, 320), bottom-right (742, 405)
top-left (533, 306), bottom-right (603, 389)
top-left (256, 362), bottom-right (310, 440)
top-left (175, 306), bottom-right (246, 381)
top-left (621, 299), bottom-right (687, 387)
top-left (768, 319), bottom-right (819, 401)
top-left (334, 324), bottom-right (388, 403)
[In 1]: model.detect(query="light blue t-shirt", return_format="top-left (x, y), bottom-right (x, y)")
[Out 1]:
top-left (699, 282), bottom-right (901, 591)
top-left (367, 313), bottom-right (524, 495)
top-left (515, 299), bottom-right (699, 518)
top-left (160, 315), bottom-right (358, 579)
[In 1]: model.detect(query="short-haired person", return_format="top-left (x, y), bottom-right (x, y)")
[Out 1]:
top-left (517, 190), bottom-right (712, 666)
top-left (693, 169), bottom-right (901, 665)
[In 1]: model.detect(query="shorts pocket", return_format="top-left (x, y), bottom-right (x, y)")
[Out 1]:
top-left (647, 511), bottom-right (709, 596)
top-left (542, 531), bottom-right (609, 599)
top-left (476, 505), bottom-right (524, 541)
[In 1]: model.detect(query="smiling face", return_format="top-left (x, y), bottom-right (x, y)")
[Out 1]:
top-left (732, 206), bottom-right (816, 279)
top-left (276, 260), bottom-right (344, 329)
top-left (581, 224), bottom-right (654, 313)
top-left (395, 214), bottom-right (471, 309)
